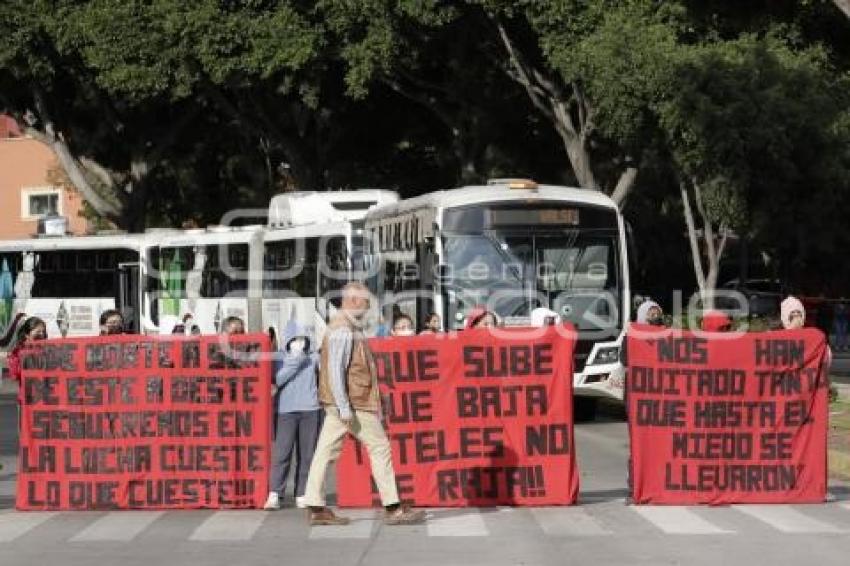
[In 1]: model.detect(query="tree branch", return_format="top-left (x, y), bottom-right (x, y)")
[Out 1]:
top-left (26, 89), bottom-right (122, 220)
top-left (493, 19), bottom-right (558, 125)
top-left (833, 0), bottom-right (850, 18)
top-left (692, 178), bottom-right (716, 266)
top-left (610, 167), bottom-right (638, 208)
top-left (681, 179), bottom-right (706, 292)
top-left (78, 157), bottom-right (117, 188)
top-left (396, 68), bottom-right (455, 99)
top-left (717, 223), bottom-right (729, 262)
top-left (381, 77), bottom-right (456, 131)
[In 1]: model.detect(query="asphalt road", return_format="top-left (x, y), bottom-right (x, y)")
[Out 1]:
top-left (2, 394), bottom-right (850, 566)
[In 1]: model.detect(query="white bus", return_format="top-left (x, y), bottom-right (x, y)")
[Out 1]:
top-left (0, 190), bottom-right (399, 350)
top-left (262, 190), bottom-right (398, 342)
top-left (0, 233), bottom-right (147, 341)
top-left (142, 190), bottom-right (399, 339)
top-left (143, 225), bottom-right (265, 335)
top-left (363, 179), bottom-right (630, 411)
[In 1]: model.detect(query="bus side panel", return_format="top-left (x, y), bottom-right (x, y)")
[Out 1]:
top-left (20, 298), bottom-right (116, 338)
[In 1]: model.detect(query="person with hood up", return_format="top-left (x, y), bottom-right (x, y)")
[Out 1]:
top-left (636, 300), bottom-right (665, 327)
top-left (264, 320), bottom-right (322, 510)
top-left (780, 295), bottom-right (833, 371)
top-left (781, 296), bottom-right (806, 330)
top-left (701, 310), bottom-right (733, 332)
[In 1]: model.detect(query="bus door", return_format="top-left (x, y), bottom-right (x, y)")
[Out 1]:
top-left (416, 240), bottom-right (436, 329)
top-left (118, 262), bottom-right (141, 333)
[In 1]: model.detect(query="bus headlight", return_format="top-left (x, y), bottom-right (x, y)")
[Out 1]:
top-left (590, 346), bottom-right (619, 365)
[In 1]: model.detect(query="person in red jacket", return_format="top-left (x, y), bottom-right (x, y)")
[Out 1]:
top-left (7, 316), bottom-right (46, 382)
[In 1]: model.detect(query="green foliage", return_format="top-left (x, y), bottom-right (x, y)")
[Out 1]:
top-left (656, 31), bottom-right (848, 234)
top-left (0, 0), bottom-right (849, 298)
top-left (49, 0), bottom-right (320, 101)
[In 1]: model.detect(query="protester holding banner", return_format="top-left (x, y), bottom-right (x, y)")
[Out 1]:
top-left (701, 310), bottom-right (733, 332)
top-left (420, 312), bottom-right (442, 334)
top-left (636, 300), bottom-right (665, 327)
top-left (466, 306), bottom-right (498, 329)
top-left (99, 310), bottom-right (125, 335)
top-left (302, 282), bottom-right (426, 526)
top-left (781, 296), bottom-right (806, 330)
top-left (391, 314), bottom-right (415, 337)
top-left (5, 316), bottom-right (46, 445)
top-left (222, 316), bottom-right (246, 335)
top-left (6, 316), bottom-right (46, 383)
top-left (782, 296), bottom-right (832, 370)
top-left (264, 320), bottom-right (322, 511)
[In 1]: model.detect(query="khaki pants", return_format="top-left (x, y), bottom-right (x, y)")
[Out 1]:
top-left (302, 406), bottom-right (399, 507)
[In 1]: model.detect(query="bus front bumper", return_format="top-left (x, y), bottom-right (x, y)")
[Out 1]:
top-left (574, 362), bottom-right (625, 402)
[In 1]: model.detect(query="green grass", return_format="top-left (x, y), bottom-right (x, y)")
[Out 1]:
top-left (829, 398), bottom-right (850, 480)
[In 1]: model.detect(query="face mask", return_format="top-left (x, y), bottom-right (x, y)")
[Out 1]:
top-left (648, 317), bottom-right (664, 327)
top-left (395, 329), bottom-right (415, 337)
top-left (289, 338), bottom-right (306, 354)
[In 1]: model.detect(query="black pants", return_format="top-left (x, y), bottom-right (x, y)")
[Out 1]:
top-left (269, 410), bottom-right (322, 497)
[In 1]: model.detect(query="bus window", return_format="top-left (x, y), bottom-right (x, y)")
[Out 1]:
top-left (202, 244), bottom-right (248, 297)
top-left (263, 239), bottom-right (318, 299)
top-left (30, 249), bottom-right (137, 299)
top-left (319, 236), bottom-right (348, 308)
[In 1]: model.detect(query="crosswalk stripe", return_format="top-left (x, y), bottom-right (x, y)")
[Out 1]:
top-left (733, 505), bottom-right (844, 533)
top-left (530, 507), bottom-right (611, 536)
top-left (309, 509), bottom-right (376, 539)
top-left (69, 511), bottom-right (164, 542)
top-left (0, 512), bottom-right (57, 542)
top-left (632, 506), bottom-right (732, 535)
top-left (188, 511), bottom-right (267, 541)
top-left (427, 510), bottom-right (489, 537)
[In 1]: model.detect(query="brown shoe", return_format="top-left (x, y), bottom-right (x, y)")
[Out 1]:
top-left (308, 507), bottom-right (350, 526)
top-left (384, 505), bottom-right (426, 525)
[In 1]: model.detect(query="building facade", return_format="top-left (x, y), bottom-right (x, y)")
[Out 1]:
top-left (0, 117), bottom-right (90, 239)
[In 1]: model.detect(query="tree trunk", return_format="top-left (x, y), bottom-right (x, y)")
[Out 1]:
top-left (680, 181), bottom-right (706, 295)
top-left (610, 167), bottom-right (638, 209)
top-left (20, 90), bottom-right (126, 223)
top-left (681, 178), bottom-right (730, 311)
top-left (558, 128), bottom-right (598, 189)
top-left (704, 257), bottom-right (721, 310)
top-left (492, 18), bottom-right (638, 206)
top-left (833, 0), bottom-right (850, 18)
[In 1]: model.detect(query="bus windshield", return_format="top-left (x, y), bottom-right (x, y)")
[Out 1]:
top-left (442, 225), bottom-right (621, 333)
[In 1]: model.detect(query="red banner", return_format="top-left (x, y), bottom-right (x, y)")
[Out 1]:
top-left (627, 326), bottom-right (829, 504)
top-left (337, 327), bottom-right (578, 507)
top-left (17, 334), bottom-right (271, 510)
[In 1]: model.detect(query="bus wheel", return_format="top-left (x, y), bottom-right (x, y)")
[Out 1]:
top-left (573, 397), bottom-right (598, 422)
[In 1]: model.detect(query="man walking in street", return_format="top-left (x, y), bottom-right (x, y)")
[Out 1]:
top-left (302, 281), bottom-right (425, 526)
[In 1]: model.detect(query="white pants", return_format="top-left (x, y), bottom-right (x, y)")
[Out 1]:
top-left (302, 406), bottom-right (399, 507)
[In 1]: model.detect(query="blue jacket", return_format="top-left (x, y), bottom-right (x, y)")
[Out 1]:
top-left (273, 320), bottom-right (320, 413)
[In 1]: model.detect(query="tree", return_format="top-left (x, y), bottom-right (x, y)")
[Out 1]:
top-left (657, 32), bottom-right (850, 305)
top-left (0, 0), bottom-right (320, 230)
top-left (473, 1), bottom-right (692, 206)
